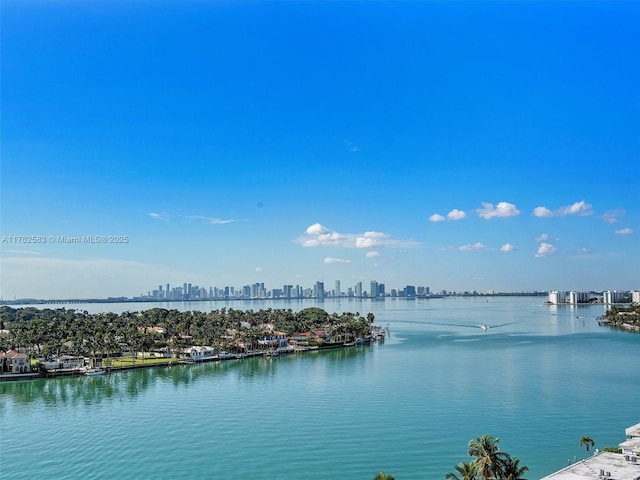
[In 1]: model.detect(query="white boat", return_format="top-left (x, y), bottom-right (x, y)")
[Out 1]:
top-left (83, 367), bottom-right (106, 376)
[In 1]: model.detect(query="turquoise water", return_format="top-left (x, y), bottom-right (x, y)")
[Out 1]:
top-left (1, 297), bottom-right (638, 479)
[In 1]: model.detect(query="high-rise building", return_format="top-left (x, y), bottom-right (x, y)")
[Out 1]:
top-left (548, 291), bottom-right (565, 304)
top-left (604, 290), bottom-right (626, 304)
top-left (251, 283), bottom-right (265, 298)
top-left (315, 281), bottom-right (325, 299)
top-left (355, 282), bottom-right (363, 297)
top-left (370, 280), bottom-right (379, 298)
top-left (405, 285), bottom-right (416, 298)
top-left (568, 291), bottom-right (590, 304)
top-left (335, 280), bottom-right (341, 297)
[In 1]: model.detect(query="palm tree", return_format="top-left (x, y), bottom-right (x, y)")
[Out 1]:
top-left (373, 472), bottom-right (395, 480)
top-left (579, 436), bottom-right (595, 453)
top-left (445, 461), bottom-right (476, 480)
top-left (502, 456), bottom-right (528, 480)
top-left (468, 434), bottom-right (507, 480)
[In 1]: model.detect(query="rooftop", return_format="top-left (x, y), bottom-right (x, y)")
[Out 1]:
top-left (626, 423), bottom-right (640, 438)
top-left (540, 452), bottom-right (640, 480)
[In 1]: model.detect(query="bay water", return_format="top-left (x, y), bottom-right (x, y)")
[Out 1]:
top-left (1, 297), bottom-right (638, 479)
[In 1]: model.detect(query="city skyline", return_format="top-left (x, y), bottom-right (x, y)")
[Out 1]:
top-left (2, 1), bottom-right (639, 299)
top-left (4, 274), bottom-right (637, 303)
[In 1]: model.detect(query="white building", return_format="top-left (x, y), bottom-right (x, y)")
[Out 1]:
top-left (548, 291), bottom-right (567, 304)
top-left (619, 423), bottom-right (640, 457)
top-left (604, 290), bottom-right (627, 305)
top-left (568, 291), bottom-right (590, 304)
top-left (631, 291), bottom-right (640, 305)
top-left (184, 346), bottom-right (215, 361)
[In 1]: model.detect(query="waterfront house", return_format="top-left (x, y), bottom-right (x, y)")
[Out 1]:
top-left (184, 346), bottom-right (216, 361)
top-left (258, 331), bottom-right (289, 349)
top-left (40, 355), bottom-right (85, 371)
top-left (291, 329), bottom-right (330, 345)
top-left (0, 349), bottom-right (32, 373)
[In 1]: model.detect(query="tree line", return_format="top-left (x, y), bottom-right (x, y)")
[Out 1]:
top-left (0, 306), bottom-right (375, 360)
top-left (602, 304), bottom-right (640, 328)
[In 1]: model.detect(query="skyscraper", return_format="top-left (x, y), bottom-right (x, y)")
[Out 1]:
top-left (370, 280), bottom-right (378, 298)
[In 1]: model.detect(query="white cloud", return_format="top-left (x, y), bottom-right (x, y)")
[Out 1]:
top-left (356, 237), bottom-right (380, 248)
top-left (2, 249), bottom-right (42, 255)
top-left (533, 200), bottom-right (593, 218)
top-left (366, 251), bottom-right (380, 258)
top-left (148, 212), bottom-right (169, 222)
top-left (476, 202), bottom-right (520, 220)
top-left (500, 243), bottom-right (516, 252)
top-left (447, 209), bottom-right (467, 221)
top-left (356, 232), bottom-right (388, 248)
top-left (149, 212), bottom-right (244, 224)
top-left (306, 223), bottom-right (330, 236)
top-left (601, 209), bottom-right (626, 224)
top-left (324, 257), bottom-right (351, 264)
top-left (459, 242), bottom-right (486, 251)
top-left (577, 247), bottom-right (592, 254)
top-left (255, 267), bottom-right (263, 273)
top-left (362, 231), bottom-right (386, 239)
top-left (533, 206), bottom-right (553, 218)
top-left (429, 213), bottom-right (446, 222)
top-left (301, 239), bottom-right (320, 247)
top-left (561, 200), bottom-right (592, 216)
top-left (535, 243), bottom-right (557, 258)
top-left (187, 215), bottom-right (243, 225)
top-left (535, 233), bottom-right (549, 242)
top-left (344, 140), bottom-right (359, 153)
top-left (298, 224), bottom-right (419, 249)
top-left (615, 228), bottom-right (633, 235)
top-left (301, 227), bottom-right (347, 247)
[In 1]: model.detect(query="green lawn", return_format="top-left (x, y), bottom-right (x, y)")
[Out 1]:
top-left (104, 356), bottom-right (179, 368)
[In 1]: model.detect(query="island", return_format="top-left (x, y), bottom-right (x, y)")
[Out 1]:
top-left (598, 305), bottom-right (640, 332)
top-left (0, 306), bottom-right (383, 380)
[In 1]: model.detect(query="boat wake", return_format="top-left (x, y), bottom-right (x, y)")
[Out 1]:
top-left (418, 320), bottom-right (513, 330)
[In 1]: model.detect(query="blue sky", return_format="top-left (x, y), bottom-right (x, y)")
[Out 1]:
top-left (1, 0), bottom-right (638, 299)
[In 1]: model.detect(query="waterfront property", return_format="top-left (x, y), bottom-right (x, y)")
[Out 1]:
top-left (541, 424), bottom-right (640, 480)
top-left (0, 349), bottom-right (32, 373)
top-left (0, 306), bottom-right (377, 380)
top-left (183, 345), bottom-right (216, 362)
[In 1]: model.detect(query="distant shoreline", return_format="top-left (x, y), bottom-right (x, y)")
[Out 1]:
top-left (0, 292), bottom-right (547, 306)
